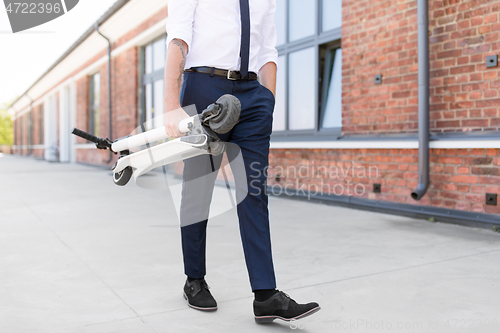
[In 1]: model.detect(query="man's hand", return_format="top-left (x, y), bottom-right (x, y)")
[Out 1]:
top-left (164, 106), bottom-right (190, 138)
top-left (259, 62), bottom-right (277, 98)
top-left (164, 38), bottom-right (189, 138)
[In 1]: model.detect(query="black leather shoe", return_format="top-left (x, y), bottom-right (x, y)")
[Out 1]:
top-left (253, 291), bottom-right (320, 323)
top-left (183, 278), bottom-right (217, 311)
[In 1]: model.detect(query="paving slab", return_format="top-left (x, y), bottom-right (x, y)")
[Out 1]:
top-left (0, 154), bottom-right (499, 332)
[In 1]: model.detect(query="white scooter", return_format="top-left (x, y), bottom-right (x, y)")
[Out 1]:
top-left (71, 95), bottom-right (241, 186)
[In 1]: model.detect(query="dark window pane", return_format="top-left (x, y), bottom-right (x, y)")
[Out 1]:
top-left (321, 48), bottom-right (342, 128)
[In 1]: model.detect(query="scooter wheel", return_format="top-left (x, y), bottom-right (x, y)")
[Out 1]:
top-left (113, 166), bottom-right (133, 186)
top-left (209, 94), bottom-right (241, 134)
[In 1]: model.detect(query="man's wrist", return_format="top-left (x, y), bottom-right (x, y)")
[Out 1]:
top-left (165, 102), bottom-right (182, 112)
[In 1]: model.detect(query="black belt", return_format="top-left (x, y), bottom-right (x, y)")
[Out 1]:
top-left (185, 67), bottom-right (258, 81)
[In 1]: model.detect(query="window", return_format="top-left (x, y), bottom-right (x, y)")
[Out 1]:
top-left (288, 0), bottom-right (316, 42)
top-left (39, 104), bottom-right (44, 144)
top-left (289, 47), bottom-right (315, 130)
top-left (275, 0), bottom-right (286, 47)
top-left (273, 0), bottom-right (342, 139)
top-left (89, 72), bottom-right (100, 137)
top-left (320, 44), bottom-right (342, 129)
top-left (141, 35), bottom-right (166, 130)
top-left (272, 55), bottom-right (286, 131)
top-left (321, 0), bottom-right (342, 32)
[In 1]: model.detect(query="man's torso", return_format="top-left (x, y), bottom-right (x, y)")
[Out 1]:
top-left (185, 0), bottom-right (273, 72)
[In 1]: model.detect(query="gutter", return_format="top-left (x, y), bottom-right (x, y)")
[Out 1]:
top-left (411, 0), bottom-right (430, 201)
top-left (94, 23), bottom-right (113, 163)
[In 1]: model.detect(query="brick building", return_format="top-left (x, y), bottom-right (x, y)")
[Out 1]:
top-left (9, 0), bottom-right (500, 226)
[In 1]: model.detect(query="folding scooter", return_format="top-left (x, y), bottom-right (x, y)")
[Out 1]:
top-left (71, 94), bottom-right (241, 186)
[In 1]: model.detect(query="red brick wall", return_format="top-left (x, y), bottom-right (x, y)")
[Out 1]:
top-left (430, 0), bottom-right (500, 131)
top-left (39, 104), bottom-right (44, 145)
top-left (98, 65), bottom-right (108, 139)
top-left (112, 47), bottom-right (139, 140)
top-left (75, 73), bottom-right (112, 165)
top-left (31, 149), bottom-right (44, 158)
top-left (342, 0), bottom-right (500, 134)
top-left (13, 110), bottom-right (43, 155)
top-left (268, 148), bottom-right (500, 215)
top-left (76, 76), bottom-right (89, 144)
top-left (32, 105), bottom-right (42, 145)
top-left (75, 47), bottom-right (138, 164)
top-left (18, 113), bottom-right (30, 155)
top-left (77, 149), bottom-right (110, 165)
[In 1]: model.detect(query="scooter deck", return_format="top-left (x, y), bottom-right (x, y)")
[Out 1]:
top-left (113, 135), bottom-right (210, 178)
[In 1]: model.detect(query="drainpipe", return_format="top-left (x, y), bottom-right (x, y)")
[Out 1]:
top-left (411, 0), bottom-right (430, 201)
top-left (94, 23), bottom-right (113, 163)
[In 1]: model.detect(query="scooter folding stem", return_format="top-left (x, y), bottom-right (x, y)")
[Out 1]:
top-left (111, 116), bottom-right (195, 152)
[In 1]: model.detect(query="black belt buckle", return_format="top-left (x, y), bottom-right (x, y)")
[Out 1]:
top-left (226, 70), bottom-right (240, 81)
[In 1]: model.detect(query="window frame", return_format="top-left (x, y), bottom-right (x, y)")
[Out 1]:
top-left (272, 0), bottom-right (342, 141)
top-left (319, 41), bottom-right (342, 130)
top-left (139, 34), bottom-right (167, 128)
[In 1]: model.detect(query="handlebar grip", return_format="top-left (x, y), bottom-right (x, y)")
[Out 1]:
top-left (72, 128), bottom-right (100, 143)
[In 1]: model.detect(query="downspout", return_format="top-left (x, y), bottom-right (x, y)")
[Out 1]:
top-left (411, 0), bottom-right (430, 201)
top-left (94, 23), bottom-right (113, 163)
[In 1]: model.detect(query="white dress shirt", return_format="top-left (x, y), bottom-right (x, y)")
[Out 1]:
top-left (166, 0), bottom-right (278, 73)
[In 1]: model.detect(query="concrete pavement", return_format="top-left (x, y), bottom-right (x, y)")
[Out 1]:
top-left (0, 153), bottom-right (499, 333)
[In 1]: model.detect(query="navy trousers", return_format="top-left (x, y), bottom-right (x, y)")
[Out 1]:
top-left (179, 71), bottom-right (276, 291)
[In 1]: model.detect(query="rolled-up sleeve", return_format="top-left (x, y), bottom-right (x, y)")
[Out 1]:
top-left (166, 0), bottom-right (198, 52)
top-left (257, 0), bottom-right (278, 71)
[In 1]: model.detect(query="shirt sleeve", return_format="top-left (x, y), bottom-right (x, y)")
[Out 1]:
top-left (166, 0), bottom-right (198, 52)
top-left (257, 0), bottom-right (279, 71)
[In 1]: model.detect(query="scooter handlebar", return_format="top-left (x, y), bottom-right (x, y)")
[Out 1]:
top-left (71, 128), bottom-right (112, 149)
top-left (72, 128), bottom-right (101, 144)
